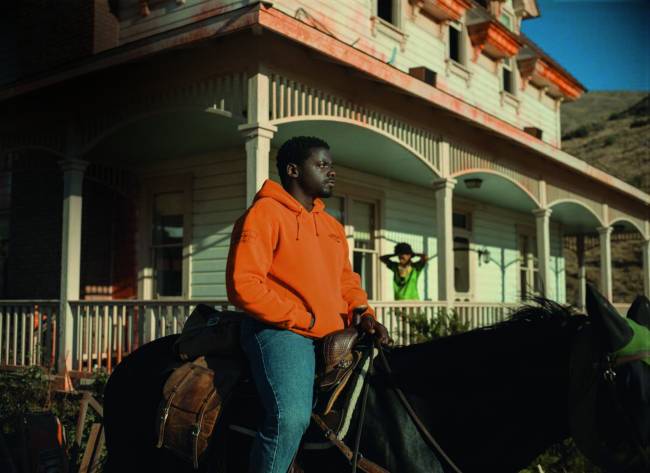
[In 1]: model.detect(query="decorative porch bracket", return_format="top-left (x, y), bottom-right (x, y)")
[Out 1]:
top-left (433, 177), bottom-right (456, 304)
top-left (533, 208), bottom-right (552, 298)
top-left (238, 72), bottom-right (277, 205)
top-left (58, 158), bottom-right (88, 373)
top-left (597, 226), bottom-right (613, 301)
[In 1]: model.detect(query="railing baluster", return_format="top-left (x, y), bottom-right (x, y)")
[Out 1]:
top-left (28, 307), bottom-right (34, 366)
top-left (12, 306), bottom-right (18, 365)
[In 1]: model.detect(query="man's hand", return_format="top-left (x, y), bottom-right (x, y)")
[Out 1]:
top-left (353, 307), bottom-right (392, 345)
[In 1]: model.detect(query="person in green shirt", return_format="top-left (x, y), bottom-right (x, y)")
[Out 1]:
top-left (380, 242), bottom-right (429, 300)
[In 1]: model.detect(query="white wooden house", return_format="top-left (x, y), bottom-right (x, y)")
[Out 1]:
top-left (0, 0), bottom-right (648, 376)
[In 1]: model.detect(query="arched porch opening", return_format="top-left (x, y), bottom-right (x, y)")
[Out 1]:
top-left (271, 119), bottom-right (441, 302)
top-left (451, 170), bottom-right (540, 304)
top-left (550, 199), bottom-right (604, 309)
top-left (609, 218), bottom-right (646, 307)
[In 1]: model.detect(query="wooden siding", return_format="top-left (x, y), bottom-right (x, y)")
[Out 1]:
top-left (139, 149), bottom-right (247, 299)
top-left (272, 0), bottom-right (561, 144)
top-left (112, 0), bottom-right (562, 145)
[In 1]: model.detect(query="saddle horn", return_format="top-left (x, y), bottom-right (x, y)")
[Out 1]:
top-left (586, 284), bottom-right (634, 353)
top-left (627, 295), bottom-right (650, 329)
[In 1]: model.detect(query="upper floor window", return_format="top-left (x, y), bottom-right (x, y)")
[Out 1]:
top-left (377, 0), bottom-right (398, 26)
top-left (502, 57), bottom-right (515, 95)
top-left (448, 21), bottom-right (464, 64)
top-left (499, 12), bottom-right (514, 31)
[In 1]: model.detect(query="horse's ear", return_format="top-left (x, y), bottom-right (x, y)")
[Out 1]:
top-left (586, 283), bottom-right (634, 352)
top-left (627, 295), bottom-right (650, 329)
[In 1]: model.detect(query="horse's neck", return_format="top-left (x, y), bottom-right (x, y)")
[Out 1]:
top-left (384, 320), bottom-right (578, 471)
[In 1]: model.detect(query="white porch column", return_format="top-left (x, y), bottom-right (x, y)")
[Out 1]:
top-left (642, 238), bottom-right (650, 299)
top-left (597, 226), bottom-right (613, 301)
top-left (433, 178), bottom-right (456, 303)
top-left (58, 158), bottom-right (88, 374)
top-left (576, 234), bottom-right (587, 309)
top-left (238, 72), bottom-right (277, 205)
top-left (533, 208), bottom-right (552, 298)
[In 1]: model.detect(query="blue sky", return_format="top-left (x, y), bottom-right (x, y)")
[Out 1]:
top-left (521, 0), bottom-right (650, 91)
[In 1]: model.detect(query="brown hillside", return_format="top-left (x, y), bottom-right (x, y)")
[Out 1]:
top-left (561, 93), bottom-right (649, 305)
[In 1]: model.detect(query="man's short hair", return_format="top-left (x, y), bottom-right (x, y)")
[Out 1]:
top-left (276, 136), bottom-right (330, 185)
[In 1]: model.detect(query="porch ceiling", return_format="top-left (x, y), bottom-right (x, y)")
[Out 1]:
top-left (272, 120), bottom-right (437, 187)
top-left (84, 111), bottom-right (241, 165)
top-left (549, 201), bottom-right (602, 235)
top-left (454, 172), bottom-right (538, 214)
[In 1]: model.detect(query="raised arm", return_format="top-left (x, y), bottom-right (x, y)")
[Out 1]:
top-left (226, 205), bottom-right (314, 330)
top-left (380, 253), bottom-right (396, 265)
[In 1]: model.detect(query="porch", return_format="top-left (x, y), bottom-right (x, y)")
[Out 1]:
top-left (0, 299), bottom-right (527, 376)
top-left (1, 16), bottom-right (648, 378)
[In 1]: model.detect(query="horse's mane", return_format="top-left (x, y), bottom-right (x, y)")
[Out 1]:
top-left (481, 297), bottom-right (587, 333)
top-left (388, 297), bottom-right (589, 376)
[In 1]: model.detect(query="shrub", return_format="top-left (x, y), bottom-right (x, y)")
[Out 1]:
top-left (406, 308), bottom-right (471, 343)
top-left (0, 367), bottom-right (108, 470)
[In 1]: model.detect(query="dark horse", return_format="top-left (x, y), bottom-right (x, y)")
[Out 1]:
top-left (103, 286), bottom-right (649, 472)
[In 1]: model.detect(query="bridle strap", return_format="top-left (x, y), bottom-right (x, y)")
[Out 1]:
top-left (376, 344), bottom-right (465, 473)
top-left (602, 355), bottom-right (650, 468)
top-left (352, 344), bottom-right (374, 473)
top-left (615, 350), bottom-right (650, 366)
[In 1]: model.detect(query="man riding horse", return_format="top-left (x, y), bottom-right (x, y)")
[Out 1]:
top-left (226, 136), bottom-right (391, 473)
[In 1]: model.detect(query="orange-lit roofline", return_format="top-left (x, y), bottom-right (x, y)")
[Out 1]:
top-left (518, 56), bottom-right (584, 101)
top-left (410, 0), bottom-right (474, 22)
top-left (0, 4), bottom-right (643, 205)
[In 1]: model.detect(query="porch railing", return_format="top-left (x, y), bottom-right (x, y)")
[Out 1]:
top-left (68, 300), bottom-right (231, 374)
top-left (0, 301), bottom-right (59, 369)
top-left (0, 298), bottom-right (587, 374)
top-left (371, 301), bottom-right (519, 345)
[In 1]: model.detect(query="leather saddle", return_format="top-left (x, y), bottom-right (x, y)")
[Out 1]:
top-left (159, 306), bottom-right (373, 471)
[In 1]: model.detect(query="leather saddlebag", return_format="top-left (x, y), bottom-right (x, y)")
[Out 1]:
top-left (155, 356), bottom-right (242, 469)
top-left (173, 304), bottom-right (243, 361)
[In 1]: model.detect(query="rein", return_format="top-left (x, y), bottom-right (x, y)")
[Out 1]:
top-left (376, 343), bottom-right (465, 473)
top-left (601, 353), bottom-right (650, 468)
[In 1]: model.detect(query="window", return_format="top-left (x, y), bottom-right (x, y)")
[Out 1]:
top-left (518, 234), bottom-right (540, 300)
top-left (499, 12), bottom-right (513, 31)
top-left (377, 0), bottom-right (396, 25)
top-left (0, 171), bottom-right (10, 297)
top-left (323, 194), bottom-right (380, 299)
top-left (453, 211), bottom-right (471, 231)
top-left (143, 175), bottom-right (191, 299)
top-left (351, 200), bottom-right (378, 299)
top-left (453, 211), bottom-right (472, 298)
top-left (151, 192), bottom-right (184, 297)
top-left (502, 57), bottom-right (514, 94)
top-left (454, 236), bottom-right (470, 293)
top-left (324, 195), bottom-right (345, 224)
top-left (448, 22), bottom-right (464, 64)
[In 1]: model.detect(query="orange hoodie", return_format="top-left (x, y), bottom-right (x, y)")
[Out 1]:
top-left (226, 180), bottom-right (373, 339)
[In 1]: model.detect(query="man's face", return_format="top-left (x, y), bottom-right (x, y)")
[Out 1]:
top-left (398, 253), bottom-right (412, 265)
top-left (297, 147), bottom-right (336, 198)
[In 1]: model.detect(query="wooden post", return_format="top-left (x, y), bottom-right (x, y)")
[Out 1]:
top-left (58, 159), bottom-right (88, 374)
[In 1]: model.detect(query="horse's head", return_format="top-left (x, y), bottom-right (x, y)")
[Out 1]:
top-left (570, 285), bottom-right (650, 472)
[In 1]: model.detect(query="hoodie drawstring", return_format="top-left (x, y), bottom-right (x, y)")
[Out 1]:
top-left (296, 212), bottom-right (301, 240)
top-left (313, 214), bottom-right (320, 236)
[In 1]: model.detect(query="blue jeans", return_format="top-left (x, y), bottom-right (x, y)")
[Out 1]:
top-left (240, 317), bottom-right (316, 473)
